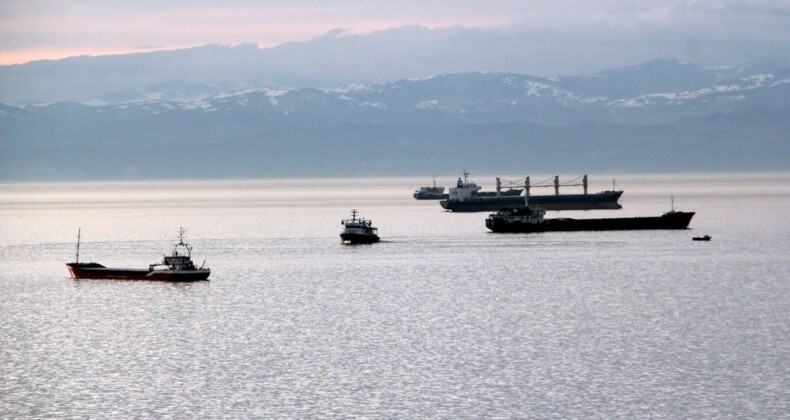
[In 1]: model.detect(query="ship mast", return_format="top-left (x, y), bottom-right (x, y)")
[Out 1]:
top-left (177, 226), bottom-right (186, 245)
top-left (174, 227), bottom-right (192, 257)
top-left (74, 228), bottom-right (81, 263)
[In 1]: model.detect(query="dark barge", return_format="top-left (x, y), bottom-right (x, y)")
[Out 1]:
top-left (485, 207), bottom-right (695, 233)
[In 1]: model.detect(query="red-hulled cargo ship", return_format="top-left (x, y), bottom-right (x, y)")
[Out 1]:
top-left (66, 228), bottom-right (210, 281)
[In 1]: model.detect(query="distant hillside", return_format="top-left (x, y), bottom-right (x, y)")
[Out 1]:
top-left (1, 24), bottom-right (788, 105)
top-left (1, 60), bottom-right (789, 181)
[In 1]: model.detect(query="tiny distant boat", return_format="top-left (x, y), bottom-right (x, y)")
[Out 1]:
top-left (413, 177), bottom-right (447, 199)
top-left (340, 209), bottom-right (380, 244)
top-left (66, 228), bottom-right (210, 281)
top-left (693, 235), bottom-right (712, 241)
top-left (485, 207), bottom-right (695, 233)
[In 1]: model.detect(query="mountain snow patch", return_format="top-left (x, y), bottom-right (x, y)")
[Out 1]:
top-left (416, 100), bottom-right (440, 109)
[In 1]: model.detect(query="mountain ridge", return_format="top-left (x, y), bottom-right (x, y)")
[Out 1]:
top-left (1, 59), bottom-right (788, 181)
top-left (5, 62), bottom-right (786, 125)
top-left (2, 23), bottom-right (788, 105)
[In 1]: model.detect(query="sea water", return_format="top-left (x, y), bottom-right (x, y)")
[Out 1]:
top-left (1, 173), bottom-right (788, 418)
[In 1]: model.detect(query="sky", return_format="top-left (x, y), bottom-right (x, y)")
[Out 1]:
top-left (1, 0), bottom-right (789, 66)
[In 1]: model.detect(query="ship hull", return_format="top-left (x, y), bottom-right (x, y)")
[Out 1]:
top-left (486, 211), bottom-right (695, 233)
top-left (66, 263), bottom-right (210, 281)
top-left (441, 191), bottom-right (623, 212)
top-left (340, 233), bottom-right (380, 244)
top-left (416, 189), bottom-right (522, 200)
top-left (414, 192), bottom-right (449, 200)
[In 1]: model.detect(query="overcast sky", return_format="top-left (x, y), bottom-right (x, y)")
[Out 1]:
top-left (1, 0), bottom-right (789, 68)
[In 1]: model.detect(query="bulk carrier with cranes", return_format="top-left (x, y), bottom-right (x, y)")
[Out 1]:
top-left (439, 173), bottom-right (623, 212)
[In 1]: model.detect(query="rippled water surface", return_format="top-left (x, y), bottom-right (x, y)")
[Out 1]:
top-left (1, 174), bottom-right (789, 418)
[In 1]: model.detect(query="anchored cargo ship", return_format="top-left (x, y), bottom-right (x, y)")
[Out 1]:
top-left (441, 174), bottom-right (622, 212)
top-left (66, 228), bottom-right (210, 281)
top-left (485, 207), bottom-right (694, 233)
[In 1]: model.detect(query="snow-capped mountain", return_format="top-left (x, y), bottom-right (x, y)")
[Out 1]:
top-left (2, 60), bottom-right (788, 180)
top-left (9, 62), bottom-right (782, 126)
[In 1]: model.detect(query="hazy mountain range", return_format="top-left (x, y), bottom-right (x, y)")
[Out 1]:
top-left (1, 41), bottom-right (788, 180)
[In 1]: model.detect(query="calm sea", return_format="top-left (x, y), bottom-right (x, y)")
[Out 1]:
top-left (1, 173), bottom-right (788, 418)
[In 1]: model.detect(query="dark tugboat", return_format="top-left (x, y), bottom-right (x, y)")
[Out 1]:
top-left (340, 209), bottom-right (380, 244)
top-left (485, 207), bottom-right (695, 233)
top-left (66, 227), bottom-right (211, 281)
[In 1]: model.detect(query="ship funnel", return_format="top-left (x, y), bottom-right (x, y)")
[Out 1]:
top-left (524, 176), bottom-right (530, 198)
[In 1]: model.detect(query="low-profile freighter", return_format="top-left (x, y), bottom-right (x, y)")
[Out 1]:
top-left (66, 228), bottom-right (210, 281)
top-left (485, 206), bottom-right (694, 233)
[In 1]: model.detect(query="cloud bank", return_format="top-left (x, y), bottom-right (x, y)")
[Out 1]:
top-left (1, 1), bottom-right (788, 67)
